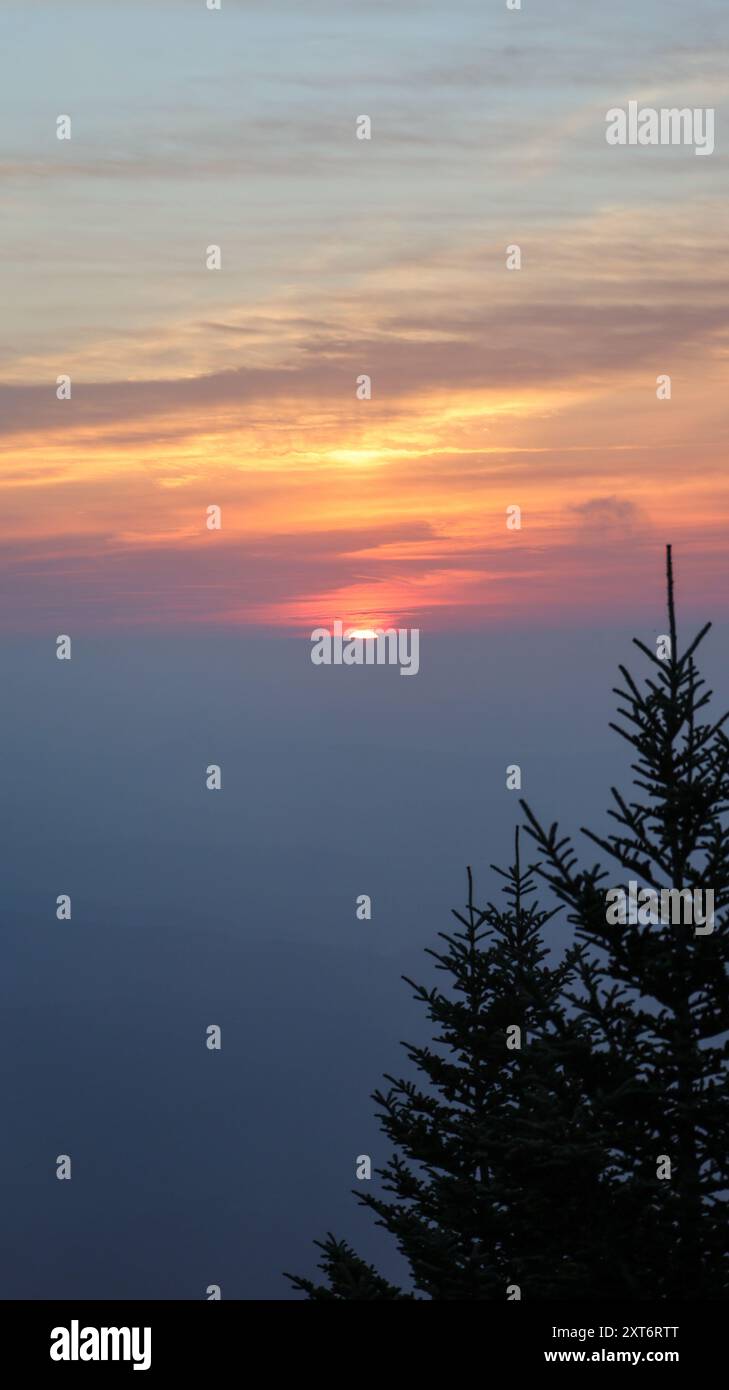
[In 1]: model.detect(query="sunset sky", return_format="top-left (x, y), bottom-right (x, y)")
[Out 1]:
top-left (4, 1), bottom-right (729, 1305)
top-left (2, 0), bottom-right (728, 632)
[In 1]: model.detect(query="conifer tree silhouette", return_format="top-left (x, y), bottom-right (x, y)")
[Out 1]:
top-left (287, 837), bottom-right (617, 1299)
top-left (521, 546), bottom-right (729, 1299)
top-left (288, 547), bottom-right (727, 1300)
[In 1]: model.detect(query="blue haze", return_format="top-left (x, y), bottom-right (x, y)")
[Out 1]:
top-left (2, 623), bottom-right (728, 1298)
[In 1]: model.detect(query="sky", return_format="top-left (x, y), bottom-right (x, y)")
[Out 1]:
top-left (1, 0), bottom-right (728, 634)
top-left (1, 0), bottom-right (728, 1302)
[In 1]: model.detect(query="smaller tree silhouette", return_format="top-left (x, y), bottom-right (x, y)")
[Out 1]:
top-left (287, 835), bottom-right (614, 1300)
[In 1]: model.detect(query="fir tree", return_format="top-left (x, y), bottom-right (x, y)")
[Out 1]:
top-left (287, 835), bottom-right (618, 1300)
top-left (521, 545), bottom-right (729, 1299)
top-left (288, 547), bottom-right (727, 1300)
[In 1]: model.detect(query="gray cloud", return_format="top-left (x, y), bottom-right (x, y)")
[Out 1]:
top-left (571, 496), bottom-right (645, 535)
